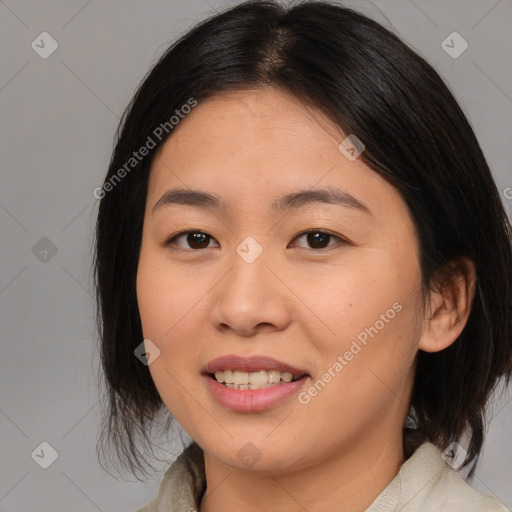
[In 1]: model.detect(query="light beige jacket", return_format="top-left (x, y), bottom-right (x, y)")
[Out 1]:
top-left (136, 441), bottom-right (510, 511)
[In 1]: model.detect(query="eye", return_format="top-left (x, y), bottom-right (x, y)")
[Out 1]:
top-left (290, 229), bottom-right (348, 250)
top-left (165, 230), bottom-right (219, 250)
top-left (164, 229), bottom-right (348, 251)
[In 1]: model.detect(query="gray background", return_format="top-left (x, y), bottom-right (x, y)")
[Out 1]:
top-left (1, 0), bottom-right (511, 510)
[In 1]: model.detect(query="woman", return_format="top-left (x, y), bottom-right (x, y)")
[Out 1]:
top-left (94, 1), bottom-right (512, 510)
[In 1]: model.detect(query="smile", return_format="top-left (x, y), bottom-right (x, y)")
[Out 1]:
top-left (203, 355), bottom-right (310, 411)
top-left (211, 369), bottom-right (304, 390)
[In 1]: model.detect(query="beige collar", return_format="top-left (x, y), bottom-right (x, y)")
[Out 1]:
top-left (138, 441), bottom-right (508, 511)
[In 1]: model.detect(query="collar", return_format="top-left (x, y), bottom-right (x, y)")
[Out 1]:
top-left (141, 441), bottom-right (508, 511)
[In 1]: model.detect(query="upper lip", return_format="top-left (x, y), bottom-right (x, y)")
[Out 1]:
top-left (203, 355), bottom-right (310, 376)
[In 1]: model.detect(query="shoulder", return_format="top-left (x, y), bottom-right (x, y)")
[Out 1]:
top-left (134, 442), bottom-right (205, 512)
top-left (367, 443), bottom-right (510, 512)
top-left (432, 461), bottom-right (510, 511)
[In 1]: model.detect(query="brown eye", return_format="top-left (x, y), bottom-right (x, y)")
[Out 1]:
top-left (166, 231), bottom-right (218, 250)
top-left (291, 230), bottom-right (347, 250)
top-left (186, 232), bottom-right (211, 249)
top-left (306, 231), bottom-right (330, 249)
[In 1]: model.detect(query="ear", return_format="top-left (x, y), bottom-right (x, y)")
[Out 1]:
top-left (418, 257), bottom-right (477, 353)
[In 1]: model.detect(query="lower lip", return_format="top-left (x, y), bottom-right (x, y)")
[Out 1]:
top-left (204, 375), bottom-right (309, 412)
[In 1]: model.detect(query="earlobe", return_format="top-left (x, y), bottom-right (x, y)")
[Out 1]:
top-left (418, 258), bottom-right (476, 353)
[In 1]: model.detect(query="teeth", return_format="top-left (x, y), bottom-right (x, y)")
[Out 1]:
top-left (249, 370), bottom-right (268, 385)
top-left (233, 371), bottom-right (249, 385)
top-left (213, 369), bottom-right (302, 389)
top-left (281, 372), bottom-right (292, 382)
top-left (267, 370), bottom-right (281, 383)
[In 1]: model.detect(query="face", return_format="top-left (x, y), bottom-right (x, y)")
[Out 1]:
top-left (136, 87), bottom-right (425, 473)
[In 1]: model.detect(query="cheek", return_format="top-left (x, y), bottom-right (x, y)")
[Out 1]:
top-left (136, 279), bottom-right (200, 428)
top-left (296, 299), bottom-right (420, 445)
top-left (299, 249), bottom-right (423, 410)
top-left (136, 245), bottom-right (202, 341)
top-left (136, 245), bottom-right (214, 405)
top-left (301, 251), bottom-right (421, 354)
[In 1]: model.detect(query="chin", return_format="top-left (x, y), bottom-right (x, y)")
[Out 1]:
top-left (202, 434), bottom-right (308, 473)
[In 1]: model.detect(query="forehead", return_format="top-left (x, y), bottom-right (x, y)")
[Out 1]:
top-left (147, 87), bottom-right (408, 224)
top-left (153, 87), bottom-right (344, 174)
top-left (174, 87), bottom-right (342, 152)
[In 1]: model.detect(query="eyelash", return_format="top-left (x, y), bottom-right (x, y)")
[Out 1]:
top-left (163, 229), bottom-right (349, 251)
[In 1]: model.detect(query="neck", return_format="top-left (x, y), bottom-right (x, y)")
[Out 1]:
top-left (199, 429), bottom-right (405, 512)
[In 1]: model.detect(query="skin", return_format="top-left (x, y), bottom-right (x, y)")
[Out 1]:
top-left (136, 87), bottom-right (476, 512)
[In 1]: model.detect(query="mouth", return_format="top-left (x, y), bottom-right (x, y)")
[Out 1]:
top-left (207, 369), bottom-right (308, 390)
top-left (202, 355), bottom-right (310, 411)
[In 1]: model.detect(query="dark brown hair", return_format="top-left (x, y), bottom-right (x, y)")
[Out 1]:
top-left (94, 0), bottom-right (512, 479)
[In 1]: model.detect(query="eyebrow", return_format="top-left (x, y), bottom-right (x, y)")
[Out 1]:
top-left (152, 187), bottom-right (371, 215)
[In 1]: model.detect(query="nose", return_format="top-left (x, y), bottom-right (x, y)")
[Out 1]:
top-left (209, 250), bottom-right (292, 337)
